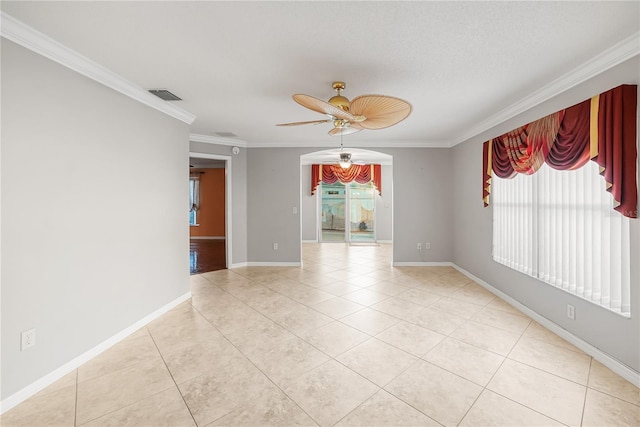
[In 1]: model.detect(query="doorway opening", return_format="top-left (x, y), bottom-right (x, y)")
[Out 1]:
top-left (300, 147), bottom-right (393, 264)
top-left (188, 152), bottom-right (232, 273)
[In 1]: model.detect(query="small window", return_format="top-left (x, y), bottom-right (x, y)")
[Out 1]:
top-left (189, 177), bottom-right (200, 226)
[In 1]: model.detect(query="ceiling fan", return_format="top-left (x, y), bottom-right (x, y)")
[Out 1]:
top-left (277, 81), bottom-right (412, 136)
top-left (336, 134), bottom-right (365, 168)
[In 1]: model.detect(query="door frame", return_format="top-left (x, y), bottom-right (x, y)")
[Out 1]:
top-left (189, 151), bottom-right (232, 268)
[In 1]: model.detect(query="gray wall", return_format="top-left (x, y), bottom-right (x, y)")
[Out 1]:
top-left (375, 165), bottom-right (393, 242)
top-left (301, 164), bottom-right (318, 241)
top-left (247, 148), bottom-right (308, 263)
top-left (301, 164), bottom-right (393, 242)
top-left (452, 57), bottom-right (640, 372)
top-left (382, 148), bottom-right (453, 263)
top-left (247, 147), bottom-right (452, 264)
top-left (189, 141), bottom-right (248, 265)
top-left (1, 40), bottom-right (191, 399)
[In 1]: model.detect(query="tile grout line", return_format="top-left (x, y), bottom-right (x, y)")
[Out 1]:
top-left (579, 357), bottom-right (593, 426)
top-left (188, 296), bottom-right (321, 426)
top-left (73, 369), bottom-right (79, 427)
top-left (197, 248), bottom-right (637, 426)
top-left (146, 325), bottom-right (199, 427)
top-left (469, 321), bottom-right (572, 426)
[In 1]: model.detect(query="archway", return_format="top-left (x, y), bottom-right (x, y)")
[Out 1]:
top-left (300, 148), bottom-right (393, 264)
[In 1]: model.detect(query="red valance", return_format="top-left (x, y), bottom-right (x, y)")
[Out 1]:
top-left (311, 164), bottom-right (382, 195)
top-left (484, 84), bottom-right (637, 218)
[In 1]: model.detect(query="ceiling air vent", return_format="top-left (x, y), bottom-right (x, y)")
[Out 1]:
top-left (215, 132), bottom-right (238, 138)
top-left (148, 89), bottom-right (182, 101)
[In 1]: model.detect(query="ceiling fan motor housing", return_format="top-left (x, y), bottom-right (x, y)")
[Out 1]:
top-left (329, 95), bottom-right (350, 111)
top-left (329, 81), bottom-right (350, 111)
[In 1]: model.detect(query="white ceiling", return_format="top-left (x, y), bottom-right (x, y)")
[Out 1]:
top-left (2, 1), bottom-right (638, 149)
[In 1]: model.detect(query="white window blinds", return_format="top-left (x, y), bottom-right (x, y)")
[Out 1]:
top-left (492, 161), bottom-right (631, 317)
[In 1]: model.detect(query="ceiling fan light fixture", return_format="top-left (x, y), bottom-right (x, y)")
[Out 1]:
top-left (339, 152), bottom-right (352, 169)
top-left (333, 119), bottom-right (350, 129)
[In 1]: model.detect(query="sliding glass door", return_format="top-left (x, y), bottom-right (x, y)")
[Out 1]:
top-left (349, 183), bottom-right (376, 242)
top-left (320, 183), bottom-right (346, 241)
top-left (320, 182), bottom-right (375, 242)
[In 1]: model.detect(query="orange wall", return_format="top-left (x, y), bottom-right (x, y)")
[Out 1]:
top-left (190, 168), bottom-right (225, 237)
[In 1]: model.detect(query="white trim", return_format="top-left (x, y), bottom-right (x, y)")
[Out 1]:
top-left (233, 262), bottom-right (302, 267)
top-left (0, 292), bottom-right (191, 414)
top-left (189, 152), bottom-right (232, 269)
top-left (393, 261), bottom-right (454, 267)
top-left (190, 133), bottom-right (249, 148)
top-left (302, 240), bottom-right (318, 243)
top-left (452, 264), bottom-right (640, 388)
top-left (452, 32), bottom-right (640, 146)
top-left (189, 236), bottom-right (225, 240)
top-left (377, 240), bottom-right (393, 244)
top-left (253, 140), bottom-right (451, 148)
top-left (229, 262), bottom-right (249, 269)
top-left (0, 12), bottom-right (196, 125)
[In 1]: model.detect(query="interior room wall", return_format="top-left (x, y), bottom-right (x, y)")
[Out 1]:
top-left (378, 148), bottom-right (453, 264)
top-left (248, 147), bottom-right (451, 264)
top-left (452, 57), bottom-right (640, 373)
top-left (189, 168), bottom-right (225, 238)
top-left (376, 165), bottom-right (393, 242)
top-left (301, 164), bottom-right (317, 241)
top-left (247, 148), bottom-right (308, 263)
top-left (1, 40), bottom-right (191, 400)
top-left (189, 141), bottom-right (247, 265)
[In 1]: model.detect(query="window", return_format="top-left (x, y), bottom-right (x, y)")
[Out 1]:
top-left (492, 161), bottom-right (631, 317)
top-left (189, 177), bottom-right (199, 226)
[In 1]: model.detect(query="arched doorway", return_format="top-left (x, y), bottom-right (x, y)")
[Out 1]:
top-left (300, 148), bottom-right (393, 261)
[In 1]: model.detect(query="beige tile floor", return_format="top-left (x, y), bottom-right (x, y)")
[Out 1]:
top-left (3, 243), bottom-right (639, 426)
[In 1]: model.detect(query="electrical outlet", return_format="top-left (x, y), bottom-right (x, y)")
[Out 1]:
top-left (21, 329), bottom-right (36, 351)
top-left (417, 243), bottom-right (422, 250)
top-left (567, 304), bottom-right (575, 320)
top-left (273, 243), bottom-right (278, 250)
top-left (425, 242), bottom-right (431, 250)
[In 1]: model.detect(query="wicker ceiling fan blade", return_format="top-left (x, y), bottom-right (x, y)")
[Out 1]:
top-left (328, 126), bottom-right (362, 136)
top-left (276, 119), bottom-right (332, 126)
top-left (293, 94), bottom-right (355, 121)
top-left (349, 95), bottom-right (412, 130)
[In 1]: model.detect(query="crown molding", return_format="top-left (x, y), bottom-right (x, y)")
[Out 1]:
top-left (189, 133), bottom-right (249, 148)
top-left (452, 31), bottom-right (640, 147)
top-left (244, 139), bottom-right (451, 148)
top-left (1, 12), bottom-right (196, 125)
top-left (188, 134), bottom-right (449, 149)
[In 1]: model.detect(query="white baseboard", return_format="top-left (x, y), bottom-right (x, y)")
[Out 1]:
top-left (302, 240), bottom-right (318, 243)
top-left (393, 261), bottom-right (453, 267)
top-left (229, 261), bottom-right (248, 269)
top-left (377, 240), bottom-right (392, 244)
top-left (452, 263), bottom-right (640, 388)
top-left (241, 262), bottom-right (302, 267)
top-left (0, 291), bottom-right (192, 414)
top-left (229, 262), bottom-right (302, 268)
top-left (189, 236), bottom-right (225, 240)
